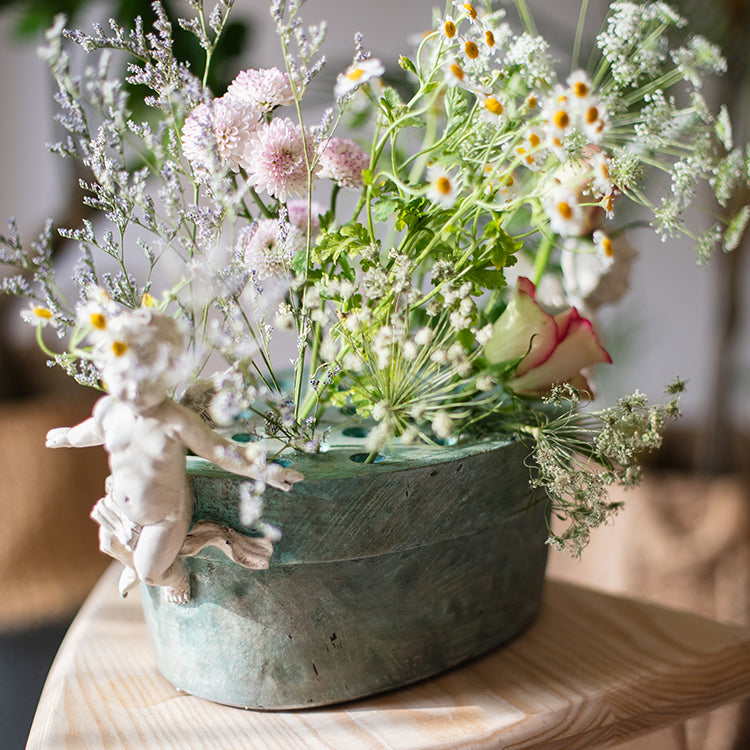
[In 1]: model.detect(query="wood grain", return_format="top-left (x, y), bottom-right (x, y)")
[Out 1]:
top-left (27, 565), bottom-right (750, 749)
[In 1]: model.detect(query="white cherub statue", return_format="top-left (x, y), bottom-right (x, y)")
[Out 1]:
top-left (46, 306), bottom-right (302, 603)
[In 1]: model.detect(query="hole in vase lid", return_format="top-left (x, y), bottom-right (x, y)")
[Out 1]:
top-left (231, 433), bottom-right (256, 443)
top-left (349, 453), bottom-right (386, 464)
top-left (342, 426), bottom-right (369, 438)
top-left (431, 435), bottom-right (458, 446)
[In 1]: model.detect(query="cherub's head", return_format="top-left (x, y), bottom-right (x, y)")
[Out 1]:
top-left (93, 309), bottom-right (185, 413)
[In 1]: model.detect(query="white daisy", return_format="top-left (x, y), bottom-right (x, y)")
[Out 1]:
top-left (334, 58), bottom-right (385, 100)
top-left (426, 165), bottom-right (460, 208)
top-left (21, 304), bottom-right (57, 328)
top-left (544, 187), bottom-right (585, 236)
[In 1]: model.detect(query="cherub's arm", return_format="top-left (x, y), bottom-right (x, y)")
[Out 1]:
top-left (46, 398), bottom-right (108, 449)
top-left (167, 402), bottom-right (303, 491)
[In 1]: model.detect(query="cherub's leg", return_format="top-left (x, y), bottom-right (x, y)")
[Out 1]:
top-left (118, 566), bottom-right (139, 598)
top-left (98, 525), bottom-right (134, 567)
top-left (95, 525), bottom-right (140, 598)
top-left (91, 490), bottom-right (141, 595)
top-left (133, 516), bottom-right (192, 604)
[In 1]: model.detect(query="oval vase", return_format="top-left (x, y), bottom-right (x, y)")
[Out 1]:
top-left (140, 432), bottom-right (549, 709)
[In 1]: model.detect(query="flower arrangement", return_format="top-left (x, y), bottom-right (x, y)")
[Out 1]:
top-left (2, 0), bottom-right (745, 554)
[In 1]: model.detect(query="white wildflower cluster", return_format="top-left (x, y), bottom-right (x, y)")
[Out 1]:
top-left (533, 380), bottom-right (685, 556)
top-left (595, 2), bottom-right (685, 89)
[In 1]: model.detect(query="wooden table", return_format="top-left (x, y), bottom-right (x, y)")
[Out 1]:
top-left (27, 564), bottom-right (750, 749)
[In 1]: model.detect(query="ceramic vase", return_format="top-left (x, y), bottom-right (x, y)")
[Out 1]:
top-left (140, 430), bottom-right (549, 709)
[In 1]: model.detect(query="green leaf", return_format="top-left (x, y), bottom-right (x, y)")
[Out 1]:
top-left (291, 249), bottom-right (307, 276)
top-left (399, 116), bottom-right (427, 129)
top-left (397, 197), bottom-right (431, 231)
top-left (313, 223), bottom-right (373, 267)
top-left (457, 328), bottom-right (475, 349)
top-left (372, 198), bottom-right (402, 223)
top-left (484, 220), bottom-right (521, 269)
top-left (338, 253), bottom-right (356, 283)
top-left (465, 268), bottom-right (507, 290)
top-left (380, 87), bottom-right (405, 121)
top-left (398, 56), bottom-right (417, 74)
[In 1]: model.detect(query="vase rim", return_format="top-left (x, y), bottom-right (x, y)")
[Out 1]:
top-left (186, 425), bottom-right (519, 481)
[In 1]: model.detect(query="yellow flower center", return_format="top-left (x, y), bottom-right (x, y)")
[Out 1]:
top-left (485, 30), bottom-right (495, 47)
top-left (346, 66), bottom-right (365, 81)
top-left (34, 306), bottom-right (53, 319)
top-left (90, 312), bottom-right (106, 330)
top-left (586, 106), bottom-right (599, 124)
top-left (450, 63), bottom-right (465, 80)
top-left (436, 176), bottom-right (452, 195)
top-left (572, 81), bottom-right (589, 97)
top-left (443, 20), bottom-right (456, 38)
top-left (111, 341), bottom-right (129, 357)
top-left (603, 194), bottom-right (615, 213)
top-left (464, 40), bottom-right (479, 59)
top-left (557, 201), bottom-right (573, 220)
top-left (517, 147), bottom-right (536, 166)
top-left (553, 110), bottom-right (570, 129)
top-left (528, 132), bottom-right (541, 148)
top-left (601, 236), bottom-right (614, 257)
top-left (484, 97), bottom-right (503, 116)
top-left (463, 3), bottom-right (477, 19)
top-left (526, 95), bottom-right (538, 110)
top-left (141, 293), bottom-right (156, 308)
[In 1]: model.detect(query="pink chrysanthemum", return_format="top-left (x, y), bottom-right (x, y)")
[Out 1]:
top-left (181, 98), bottom-right (258, 174)
top-left (287, 198), bottom-right (323, 235)
top-left (181, 102), bottom-right (215, 173)
top-left (241, 218), bottom-right (304, 280)
top-left (226, 67), bottom-right (294, 114)
top-left (317, 137), bottom-right (369, 188)
top-left (213, 96), bottom-right (259, 172)
top-left (245, 118), bottom-right (314, 202)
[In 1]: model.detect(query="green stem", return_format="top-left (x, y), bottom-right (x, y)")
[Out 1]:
top-left (329, 183), bottom-right (341, 218)
top-left (571, 0), bottom-right (589, 72)
top-left (249, 188), bottom-right (274, 218)
top-left (532, 234), bottom-right (554, 286)
top-left (365, 446), bottom-right (381, 463)
top-left (512, 0), bottom-right (537, 35)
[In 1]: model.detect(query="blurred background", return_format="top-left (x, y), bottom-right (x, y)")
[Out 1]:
top-left (0, 0), bottom-right (748, 747)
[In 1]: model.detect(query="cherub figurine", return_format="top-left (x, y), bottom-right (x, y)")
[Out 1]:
top-left (46, 307), bottom-right (302, 603)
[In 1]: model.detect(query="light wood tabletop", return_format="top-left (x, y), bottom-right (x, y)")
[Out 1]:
top-left (27, 564), bottom-right (750, 749)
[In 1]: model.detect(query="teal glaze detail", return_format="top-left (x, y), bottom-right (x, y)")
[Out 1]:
top-left (141, 434), bottom-right (549, 709)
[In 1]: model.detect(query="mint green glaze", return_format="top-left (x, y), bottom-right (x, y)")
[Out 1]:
top-left (140, 433), bottom-right (550, 709)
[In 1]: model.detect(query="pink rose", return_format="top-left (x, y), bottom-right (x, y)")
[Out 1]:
top-left (484, 277), bottom-right (611, 394)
